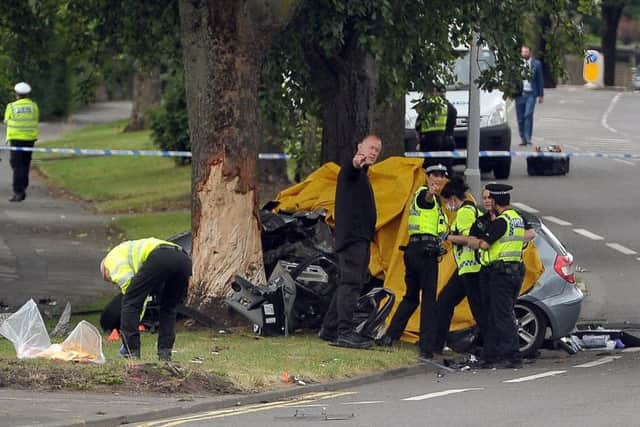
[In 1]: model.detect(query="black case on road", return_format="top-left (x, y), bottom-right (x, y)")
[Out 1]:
top-left (527, 156), bottom-right (570, 176)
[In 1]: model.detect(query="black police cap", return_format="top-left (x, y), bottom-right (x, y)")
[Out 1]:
top-left (485, 183), bottom-right (513, 195)
top-left (426, 163), bottom-right (448, 176)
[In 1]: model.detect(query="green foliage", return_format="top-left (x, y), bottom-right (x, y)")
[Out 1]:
top-left (148, 67), bottom-right (191, 166)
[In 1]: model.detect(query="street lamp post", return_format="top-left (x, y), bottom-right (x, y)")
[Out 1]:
top-left (465, 32), bottom-right (482, 201)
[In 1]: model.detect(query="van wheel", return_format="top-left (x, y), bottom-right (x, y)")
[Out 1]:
top-left (493, 158), bottom-right (511, 179)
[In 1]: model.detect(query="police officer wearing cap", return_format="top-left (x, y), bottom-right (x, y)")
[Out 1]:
top-left (3, 82), bottom-right (39, 202)
top-left (473, 183), bottom-right (525, 368)
top-left (380, 163), bottom-right (449, 361)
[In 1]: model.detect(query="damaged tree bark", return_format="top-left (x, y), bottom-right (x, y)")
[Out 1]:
top-left (178, 0), bottom-right (299, 309)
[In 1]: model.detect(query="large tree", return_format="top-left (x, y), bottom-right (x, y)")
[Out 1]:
top-left (601, 0), bottom-right (629, 86)
top-left (178, 0), bottom-right (299, 308)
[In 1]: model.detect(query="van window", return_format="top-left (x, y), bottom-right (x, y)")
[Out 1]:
top-left (449, 50), bottom-right (496, 90)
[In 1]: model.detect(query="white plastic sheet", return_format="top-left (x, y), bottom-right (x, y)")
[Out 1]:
top-left (0, 299), bottom-right (106, 364)
top-left (0, 299), bottom-right (51, 358)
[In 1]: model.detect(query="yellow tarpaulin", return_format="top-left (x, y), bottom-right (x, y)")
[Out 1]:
top-left (276, 156), bottom-right (544, 342)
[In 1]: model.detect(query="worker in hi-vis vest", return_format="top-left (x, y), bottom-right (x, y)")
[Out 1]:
top-left (4, 82), bottom-right (39, 202)
top-left (100, 238), bottom-right (192, 361)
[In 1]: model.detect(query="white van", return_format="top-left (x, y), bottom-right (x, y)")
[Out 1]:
top-left (405, 48), bottom-right (512, 179)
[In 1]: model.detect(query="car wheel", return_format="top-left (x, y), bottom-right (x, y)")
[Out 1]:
top-left (493, 157), bottom-right (512, 179)
top-left (515, 302), bottom-right (547, 358)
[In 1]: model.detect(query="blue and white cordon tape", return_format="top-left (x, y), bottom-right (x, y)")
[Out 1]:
top-left (1, 146), bottom-right (638, 160)
top-left (0, 145), bottom-right (192, 158)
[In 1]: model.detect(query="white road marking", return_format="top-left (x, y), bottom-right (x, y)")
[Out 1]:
top-left (614, 158), bottom-right (635, 166)
top-left (573, 356), bottom-right (621, 368)
top-left (606, 243), bottom-right (637, 255)
top-left (601, 93), bottom-right (625, 136)
top-left (622, 347), bottom-right (640, 353)
top-left (542, 216), bottom-right (572, 226)
top-left (340, 401), bottom-right (384, 406)
top-left (589, 137), bottom-right (629, 142)
top-left (573, 228), bottom-right (604, 240)
top-left (403, 388), bottom-right (484, 401)
top-left (503, 370), bottom-right (566, 383)
top-left (511, 202), bottom-right (539, 213)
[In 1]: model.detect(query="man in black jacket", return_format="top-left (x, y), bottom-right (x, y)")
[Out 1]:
top-left (319, 134), bottom-right (382, 349)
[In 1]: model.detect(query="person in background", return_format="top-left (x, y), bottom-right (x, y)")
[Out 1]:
top-left (380, 164), bottom-right (449, 362)
top-left (3, 82), bottom-right (39, 202)
top-left (100, 238), bottom-right (192, 360)
top-left (415, 87), bottom-right (457, 175)
top-left (319, 134), bottom-right (382, 349)
top-left (516, 45), bottom-right (544, 146)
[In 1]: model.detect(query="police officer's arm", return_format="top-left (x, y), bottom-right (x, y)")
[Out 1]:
top-left (416, 188), bottom-right (435, 209)
top-left (446, 205), bottom-right (474, 246)
top-left (477, 217), bottom-right (508, 250)
top-left (523, 216), bottom-right (537, 242)
top-left (3, 105), bottom-right (11, 124)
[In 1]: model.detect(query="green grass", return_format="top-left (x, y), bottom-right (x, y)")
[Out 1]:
top-left (0, 313), bottom-right (418, 392)
top-left (34, 120), bottom-right (191, 238)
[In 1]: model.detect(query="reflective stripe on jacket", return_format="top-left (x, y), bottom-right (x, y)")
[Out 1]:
top-left (452, 203), bottom-right (481, 275)
top-left (103, 238), bottom-right (177, 294)
top-left (4, 98), bottom-right (39, 141)
top-left (407, 186), bottom-right (448, 236)
top-left (486, 209), bottom-right (525, 264)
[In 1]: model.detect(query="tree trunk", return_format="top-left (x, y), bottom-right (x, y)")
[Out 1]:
top-left (536, 14), bottom-right (557, 88)
top-left (601, 3), bottom-right (624, 87)
top-left (316, 47), bottom-right (380, 165)
top-left (125, 65), bottom-right (161, 131)
top-left (372, 96), bottom-right (405, 159)
top-left (178, 0), bottom-right (298, 309)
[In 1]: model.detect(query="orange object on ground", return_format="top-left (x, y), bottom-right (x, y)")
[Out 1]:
top-left (107, 329), bottom-right (120, 341)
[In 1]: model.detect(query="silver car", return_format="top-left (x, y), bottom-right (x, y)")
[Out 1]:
top-left (515, 214), bottom-right (583, 357)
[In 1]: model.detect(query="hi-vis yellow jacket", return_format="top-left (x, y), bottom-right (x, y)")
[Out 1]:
top-left (4, 98), bottom-right (39, 141)
top-left (103, 238), bottom-right (177, 294)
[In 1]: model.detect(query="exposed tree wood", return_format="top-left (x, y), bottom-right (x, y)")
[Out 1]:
top-left (178, 0), bottom-right (298, 308)
top-left (125, 65), bottom-right (161, 131)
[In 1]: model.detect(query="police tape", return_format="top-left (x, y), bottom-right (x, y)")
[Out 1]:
top-left (1, 145), bottom-right (638, 160)
top-left (405, 150), bottom-right (640, 159)
top-left (0, 145), bottom-right (192, 158)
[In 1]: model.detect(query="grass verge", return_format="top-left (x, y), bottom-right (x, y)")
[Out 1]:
top-left (0, 315), bottom-right (417, 394)
top-left (34, 120), bottom-right (191, 238)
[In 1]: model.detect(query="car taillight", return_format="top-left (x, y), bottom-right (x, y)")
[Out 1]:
top-left (554, 253), bottom-right (575, 284)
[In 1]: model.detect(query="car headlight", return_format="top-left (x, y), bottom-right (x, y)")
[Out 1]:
top-left (479, 104), bottom-right (506, 128)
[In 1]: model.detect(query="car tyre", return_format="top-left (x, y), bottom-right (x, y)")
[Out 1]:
top-left (515, 302), bottom-right (547, 358)
top-left (493, 157), bottom-right (511, 179)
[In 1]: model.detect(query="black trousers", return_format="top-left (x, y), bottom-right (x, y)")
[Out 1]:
top-left (322, 241), bottom-right (370, 337)
top-left (481, 264), bottom-right (524, 362)
top-left (9, 140), bottom-right (35, 195)
top-left (100, 293), bottom-right (122, 332)
top-left (121, 246), bottom-right (192, 352)
top-left (434, 271), bottom-right (485, 352)
top-left (385, 242), bottom-right (439, 354)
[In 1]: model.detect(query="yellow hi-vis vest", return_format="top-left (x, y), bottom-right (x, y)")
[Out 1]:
top-left (419, 99), bottom-right (447, 133)
top-left (485, 209), bottom-right (525, 264)
top-left (4, 98), bottom-right (39, 141)
top-left (407, 187), bottom-right (448, 237)
top-left (452, 203), bottom-right (481, 275)
top-left (102, 238), bottom-right (177, 294)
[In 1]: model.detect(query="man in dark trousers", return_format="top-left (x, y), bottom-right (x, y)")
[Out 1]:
top-left (516, 45), bottom-right (544, 146)
top-left (473, 184), bottom-right (526, 368)
top-left (319, 134), bottom-right (382, 349)
top-left (380, 164), bottom-right (449, 361)
top-left (3, 82), bottom-right (39, 202)
top-left (100, 237), bottom-right (192, 360)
